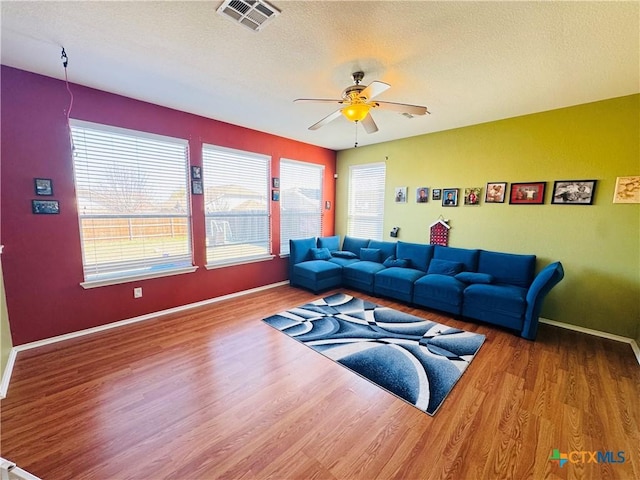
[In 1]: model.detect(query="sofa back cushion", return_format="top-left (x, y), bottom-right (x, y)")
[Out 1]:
top-left (342, 236), bottom-right (370, 256)
top-left (396, 241), bottom-right (434, 272)
top-left (433, 245), bottom-right (480, 272)
top-left (478, 250), bottom-right (536, 288)
top-left (317, 235), bottom-right (340, 251)
top-left (368, 240), bottom-right (397, 261)
top-left (360, 248), bottom-right (382, 262)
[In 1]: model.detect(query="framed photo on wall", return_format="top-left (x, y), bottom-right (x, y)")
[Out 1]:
top-left (32, 199), bottom-right (59, 214)
top-left (442, 188), bottom-right (458, 207)
top-left (509, 182), bottom-right (546, 204)
top-left (485, 182), bottom-right (507, 203)
top-left (416, 187), bottom-right (429, 203)
top-left (432, 189), bottom-right (441, 201)
top-left (34, 178), bottom-right (53, 196)
top-left (464, 187), bottom-right (481, 205)
top-left (394, 187), bottom-right (407, 203)
top-left (551, 180), bottom-right (596, 205)
top-left (613, 176), bottom-right (640, 204)
top-left (190, 166), bottom-right (202, 180)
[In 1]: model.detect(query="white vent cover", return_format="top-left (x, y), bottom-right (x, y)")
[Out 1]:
top-left (217, 0), bottom-right (280, 32)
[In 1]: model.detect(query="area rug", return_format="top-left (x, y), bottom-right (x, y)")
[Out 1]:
top-left (263, 293), bottom-right (485, 416)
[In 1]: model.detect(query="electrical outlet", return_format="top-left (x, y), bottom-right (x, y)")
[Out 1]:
top-left (133, 287), bottom-right (143, 298)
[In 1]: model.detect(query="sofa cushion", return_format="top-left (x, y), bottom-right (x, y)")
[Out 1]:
top-left (331, 250), bottom-right (358, 259)
top-left (360, 248), bottom-right (381, 262)
top-left (463, 283), bottom-right (527, 318)
top-left (427, 259), bottom-right (463, 276)
top-left (317, 235), bottom-right (340, 251)
top-left (455, 272), bottom-right (494, 284)
top-left (368, 240), bottom-right (397, 261)
top-left (383, 256), bottom-right (409, 268)
top-left (310, 247), bottom-right (332, 260)
top-left (396, 241), bottom-right (433, 272)
top-left (342, 236), bottom-right (370, 255)
top-left (289, 237), bottom-right (316, 264)
top-left (433, 245), bottom-right (480, 272)
top-left (293, 260), bottom-right (342, 281)
top-left (413, 274), bottom-right (467, 312)
top-left (477, 250), bottom-right (536, 288)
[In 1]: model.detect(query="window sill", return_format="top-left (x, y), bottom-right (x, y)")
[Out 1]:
top-left (80, 266), bottom-right (198, 289)
top-left (206, 254), bottom-right (275, 270)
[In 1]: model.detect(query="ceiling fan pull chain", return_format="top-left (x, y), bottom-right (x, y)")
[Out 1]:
top-left (354, 121), bottom-right (359, 148)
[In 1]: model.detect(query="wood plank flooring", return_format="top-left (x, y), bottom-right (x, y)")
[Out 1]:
top-left (1, 286), bottom-right (638, 479)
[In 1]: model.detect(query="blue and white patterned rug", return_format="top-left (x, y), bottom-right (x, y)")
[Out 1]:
top-left (263, 293), bottom-right (485, 416)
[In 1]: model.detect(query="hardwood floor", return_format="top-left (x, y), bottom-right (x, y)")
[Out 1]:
top-left (1, 285), bottom-right (638, 480)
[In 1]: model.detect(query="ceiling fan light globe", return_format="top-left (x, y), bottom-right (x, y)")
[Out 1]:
top-left (341, 103), bottom-right (370, 123)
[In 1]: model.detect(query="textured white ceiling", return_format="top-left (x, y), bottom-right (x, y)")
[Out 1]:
top-left (1, 1), bottom-right (639, 151)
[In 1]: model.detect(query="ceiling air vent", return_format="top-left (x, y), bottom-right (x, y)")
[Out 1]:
top-left (217, 0), bottom-right (280, 32)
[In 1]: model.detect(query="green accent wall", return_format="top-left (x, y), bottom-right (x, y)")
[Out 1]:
top-left (336, 94), bottom-right (639, 339)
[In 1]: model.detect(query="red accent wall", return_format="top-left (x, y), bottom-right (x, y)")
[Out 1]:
top-left (0, 66), bottom-right (336, 345)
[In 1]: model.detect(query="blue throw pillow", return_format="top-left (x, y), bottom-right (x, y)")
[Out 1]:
top-left (360, 248), bottom-right (382, 262)
top-left (383, 256), bottom-right (409, 268)
top-left (310, 247), bottom-right (332, 261)
top-left (427, 259), bottom-right (464, 276)
top-left (455, 272), bottom-right (494, 284)
top-left (331, 250), bottom-right (358, 259)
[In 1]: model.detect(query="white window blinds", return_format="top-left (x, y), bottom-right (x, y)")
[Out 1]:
top-left (347, 162), bottom-right (386, 240)
top-left (279, 159), bottom-right (324, 255)
top-left (202, 144), bottom-right (271, 265)
top-left (70, 120), bottom-right (192, 285)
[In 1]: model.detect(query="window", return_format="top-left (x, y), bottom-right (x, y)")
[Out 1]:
top-left (347, 162), bottom-right (386, 240)
top-left (202, 144), bottom-right (271, 266)
top-left (279, 159), bottom-right (324, 255)
top-left (71, 120), bottom-right (193, 287)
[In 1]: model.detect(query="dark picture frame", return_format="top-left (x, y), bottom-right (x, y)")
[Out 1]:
top-left (552, 180), bottom-right (597, 205)
top-left (34, 178), bottom-right (53, 196)
top-left (509, 182), bottom-right (546, 205)
top-left (32, 199), bottom-right (60, 214)
top-left (432, 189), bottom-right (441, 201)
top-left (272, 177), bottom-right (280, 188)
top-left (416, 187), bottom-right (429, 203)
top-left (442, 188), bottom-right (458, 207)
top-left (190, 166), bottom-right (202, 180)
top-left (485, 182), bottom-right (507, 203)
top-left (272, 189), bottom-right (280, 201)
top-left (191, 180), bottom-right (203, 195)
top-left (464, 187), bottom-right (481, 206)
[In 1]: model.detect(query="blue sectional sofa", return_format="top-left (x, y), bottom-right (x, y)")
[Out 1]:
top-left (288, 236), bottom-right (564, 340)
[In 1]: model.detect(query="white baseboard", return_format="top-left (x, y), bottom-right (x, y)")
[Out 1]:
top-left (0, 347), bottom-right (17, 399)
top-left (540, 318), bottom-right (640, 366)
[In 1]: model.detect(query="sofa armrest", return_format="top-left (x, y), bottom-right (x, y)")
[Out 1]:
top-left (521, 262), bottom-right (564, 340)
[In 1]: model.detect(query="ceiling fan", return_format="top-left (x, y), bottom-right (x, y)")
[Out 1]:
top-left (294, 71), bottom-right (430, 134)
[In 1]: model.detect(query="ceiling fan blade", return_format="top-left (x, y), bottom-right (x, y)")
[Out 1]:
top-left (359, 81), bottom-right (390, 101)
top-left (294, 98), bottom-right (344, 104)
top-left (308, 109), bottom-right (343, 130)
top-left (361, 113), bottom-right (378, 134)
top-left (373, 101), bottom-right (429, 115)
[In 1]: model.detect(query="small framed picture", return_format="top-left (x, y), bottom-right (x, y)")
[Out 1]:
top-left (552, 180), bottom-right (597, 205)
top-left (464, 187), bottom-right (482, 205)
top-left (272, 189), bottom-right (280, 201)
top-left (509, 182), bottom-right (546, 205)
top-left (191, 180), bottom-right (203, 195)
top-left (34, 178), bottom-right (53, 196)
top-left (272, 177), bottom-right (280, 188)
top-left (416, 187), bottom-right (429, 203)
top-left (394, 187), bottom-right (407, 203)
top-left (191, 166), bottom-right (202, 180)
top-left (325, 201), bottom-right (331, 210)
top-left (485, 182), bottom-right (507, 203)
top-left (432, 189), bottom-right (441, 201)
top-left (32, 199), bottom-right (60, 214)
top-left (613, 176), bottom-right (640, 204)
top-left (442, 188), bottom-right (458, 207)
